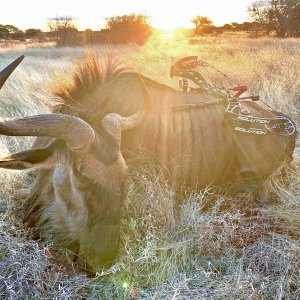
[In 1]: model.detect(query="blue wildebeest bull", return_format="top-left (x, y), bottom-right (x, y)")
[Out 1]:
top-left (0, 55), bottom-right (150, 270)
top-left (0, 53), bottom-right (296, 271)
top-left (60, 55), bottom-right (294, 188)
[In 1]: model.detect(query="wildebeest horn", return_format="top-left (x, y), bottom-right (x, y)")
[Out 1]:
top-left (0, 114), bottom-right (95, 151)
top-left (117, 111), bottom-right (146, 131)
top-left (0, 55), bottom-right (25, 90)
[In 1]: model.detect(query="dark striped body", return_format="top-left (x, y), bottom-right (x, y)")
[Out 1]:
top-left (95, 74), bottom-right (296, 188)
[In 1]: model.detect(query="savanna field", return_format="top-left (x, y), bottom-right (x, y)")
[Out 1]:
top-left (0, 33), bottom-right (300, 299)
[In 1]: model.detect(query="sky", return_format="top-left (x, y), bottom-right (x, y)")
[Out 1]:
top-left (0, 0), bottom-right (254, 31)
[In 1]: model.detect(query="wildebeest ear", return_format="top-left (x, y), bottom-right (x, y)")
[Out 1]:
top-left (0, 140), bottom-right (60, 170)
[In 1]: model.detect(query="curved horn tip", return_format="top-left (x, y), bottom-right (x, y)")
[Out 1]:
top-left (0, 55), bottom-right (25, 90)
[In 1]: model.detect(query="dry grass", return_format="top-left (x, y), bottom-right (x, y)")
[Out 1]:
top-left (0, 34), bottom-right (300, 299)
top-left (0, 41), bottom-right (56, 52)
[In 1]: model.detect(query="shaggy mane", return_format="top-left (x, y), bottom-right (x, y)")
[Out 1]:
top-left (50, 50), bottom-right (132, 117)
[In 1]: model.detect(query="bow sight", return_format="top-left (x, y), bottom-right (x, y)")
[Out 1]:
top-left (170, 55), bottom-right (254, 98)
top-left (170, 56), bottom-right (295, 136)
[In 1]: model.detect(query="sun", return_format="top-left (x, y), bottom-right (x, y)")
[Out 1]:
top-left (160, 31), bottom-right (175, 39)
top-left (151, 14), bottom-right (192, 31)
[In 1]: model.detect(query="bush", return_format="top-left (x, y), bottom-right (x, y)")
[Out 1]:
top-left (48, 16), bottom-right (83, 47)
top-left (0, 24), bottom-right (24, 41)
top-left (103, 14), bottom-right (153, 44)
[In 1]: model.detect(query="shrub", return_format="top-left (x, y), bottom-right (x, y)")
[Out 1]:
top-left (104, 14), bottom-right (153, 44)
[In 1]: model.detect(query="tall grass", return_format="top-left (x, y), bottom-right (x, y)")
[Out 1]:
top-left (0, 34), bottom-right (299, 299)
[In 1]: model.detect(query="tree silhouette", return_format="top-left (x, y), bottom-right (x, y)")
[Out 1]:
top-left (25, 28), bottom-right (43, 39)
top-left (191, 16), bottom-right (214, 35)
top-left (104, 14), bottom-right (152, 44)
top-left (0, 25), bottom-right (24, 40)
top-left (0, 25), bottom-right (10, 40)
top-left (48, 16), bottom-right (81, 46)
top-left (249, 0), bottom-right (300, 37)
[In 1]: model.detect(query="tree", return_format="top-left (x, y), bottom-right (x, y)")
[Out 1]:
top-left (83, 29), bottom-right (94, 44)
top-left (25, 28), bottom-right (43, 39)
top-left (230, 22), bottom-right (240, 31)
top-left (48, 16), bottom-right (81, 46)
top-left (0, 24), bottom-right (22, 40)
top-left (191, 16), bottom-right (214, 35)
top-left (221, 23), bottom-right (234, 31)
top-left (240, 22), bottom-right (254, 31)
top-left (0, 25), bottom-right (10, 40)
top-left (104, 14), bottom-right (152, 44)
top-left (249, 0), bottom-right (300, 37)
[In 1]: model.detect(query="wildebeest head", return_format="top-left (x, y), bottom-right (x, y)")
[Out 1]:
top-left (0, 56), bottom-right (149, 270)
